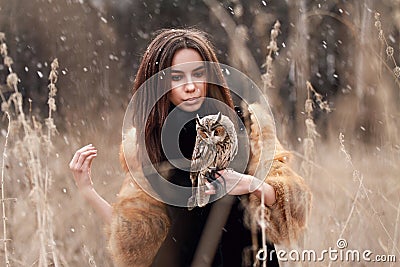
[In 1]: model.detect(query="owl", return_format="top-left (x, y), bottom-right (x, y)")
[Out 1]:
top-left (187, 112), bottom-right (238, 210)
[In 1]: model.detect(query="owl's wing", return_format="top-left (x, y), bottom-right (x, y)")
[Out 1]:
top-left (188, 137), bottom-right (216, 210)
top-left (229, 137), bottom-right (239, 161)
top-left (190, 137), bottom-right (216, 173)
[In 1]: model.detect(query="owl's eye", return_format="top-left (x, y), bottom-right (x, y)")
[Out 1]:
top-left (199, 130), bottom-right (207, 139)
top-left (213, 126), bottom-right (225, 136)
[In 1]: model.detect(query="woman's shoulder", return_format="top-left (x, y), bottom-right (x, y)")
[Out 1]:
top-left (241, 103), bottom-right (290, 162)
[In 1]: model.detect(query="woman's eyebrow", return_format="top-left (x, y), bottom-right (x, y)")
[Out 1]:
top-left (170, 65), bottom-right (205, 73)
top-left (191, 65), bottom-right (205, 72)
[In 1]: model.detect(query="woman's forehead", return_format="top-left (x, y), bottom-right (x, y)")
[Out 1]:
top-left (171, 48), bottom-right (203, 65)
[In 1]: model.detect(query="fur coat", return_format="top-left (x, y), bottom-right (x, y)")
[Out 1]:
top-left (106, 104), bottom-right (312, 267)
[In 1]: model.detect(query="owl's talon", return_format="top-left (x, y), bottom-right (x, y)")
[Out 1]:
top-left (208, 166), bottom-right (217, 172)
top-left (205, 170), bottom-right (227, 196)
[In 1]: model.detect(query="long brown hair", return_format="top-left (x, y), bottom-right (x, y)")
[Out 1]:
top-left (132, 28), bottom-right (234, 164)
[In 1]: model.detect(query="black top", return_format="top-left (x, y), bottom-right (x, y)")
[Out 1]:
top-left (145, 105), bottom-right (279, 267)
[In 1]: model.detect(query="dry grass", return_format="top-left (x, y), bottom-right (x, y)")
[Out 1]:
top-left (0, 2), bottom-right (399, 267)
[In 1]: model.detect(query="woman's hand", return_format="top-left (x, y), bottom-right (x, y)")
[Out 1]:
top-left (205, 169), bottom-right (276, 206)
top-left (68, 144), bottom-right (112, 224)
top-left (69, 144), bottom-right (97, 191)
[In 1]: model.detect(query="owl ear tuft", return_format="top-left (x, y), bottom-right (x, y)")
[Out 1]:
top-left (196, 114), bottom-right (201, 125)
top-left (215, 112), bottom-right (222, 123)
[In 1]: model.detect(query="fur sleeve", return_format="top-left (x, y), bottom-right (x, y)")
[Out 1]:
top-left (105, 127), bottom-right (170, 267)
top-left (245, 104), bottom-right (312, 245)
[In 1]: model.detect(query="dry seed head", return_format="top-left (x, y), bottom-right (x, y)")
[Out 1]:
top-left (6, 73), bottom-right (18, 88)
top-left (0, 43), bottom-right (8, 56)
top-left (48, 84), bottom-right (57, 97)
top-left (374, 21), bottom-right (382, 30)
top-left (374, 12), bottom-right (380, 21)
top-left (316, 98), bottom-right (331, 112)
top-left (305, 99), bottom-right (314, 114)
top-left (271, 29), bottom-right (279, 39)
top-left (267, 40), bottom-right (278, 52)
top-left (4, 56), bottom-right (13, 67)
top-left (51, 58), bottom-right (59, 70)
top-left (49, 70), bottom-right (58, 84)
top-left (313, 91), bottom-right (331, 112)
top-left (378, 30), bottom-right (384, 41)
top-left (319, 100), bottom-right (331, 112)
top-left (261, 72), bottom-right (273, 88)
top-left (314, 92), bottom-right (323, 102)
top-left (393, 66), bottom-right (400, 78)
top-left (45, 118), bottom-right (57, 134)
top-left (48, 98), bottom-right (56, 111)
top-left (0, 32), bottom-right (5, 42)
top-left (386, 46), bottom-right (394, 57)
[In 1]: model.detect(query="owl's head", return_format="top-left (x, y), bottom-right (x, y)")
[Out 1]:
top-left (195, 112), bottom-right (235, 144)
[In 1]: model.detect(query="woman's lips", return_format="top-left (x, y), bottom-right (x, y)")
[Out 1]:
top-left (184, 97), bottom-right (200, 104)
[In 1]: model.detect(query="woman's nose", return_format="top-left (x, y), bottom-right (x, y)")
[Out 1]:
top-left (184, 79), bottom-right (196, 92)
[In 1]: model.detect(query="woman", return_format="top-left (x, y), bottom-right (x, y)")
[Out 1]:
top-left (69, 28), bottom-right (311, 267)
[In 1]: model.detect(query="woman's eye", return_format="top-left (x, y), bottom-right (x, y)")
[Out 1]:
top-left (193, 71), bottom-right (205, 78)
top-left (171, 75), bottom-right (183, 81)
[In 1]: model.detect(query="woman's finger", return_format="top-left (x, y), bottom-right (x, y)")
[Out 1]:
top-left (82, 153), bottom-right (97, 170)
top-left (205, 181), bottom-right (216, 195)
top-left (76, 149), bottom-right (97, 170)
top-left (69, 144), bottom-right (94, 168)
top-left (205, 190), bottom-right (216, 195)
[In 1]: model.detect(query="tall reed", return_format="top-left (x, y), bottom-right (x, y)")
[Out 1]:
top-left (0, 32), bottom-right (64, 267)
top-left (300, 81), bottom-right (330, 180)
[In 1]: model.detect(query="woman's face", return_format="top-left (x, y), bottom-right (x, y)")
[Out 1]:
top-left (168, 48), bottom-right (207, 112)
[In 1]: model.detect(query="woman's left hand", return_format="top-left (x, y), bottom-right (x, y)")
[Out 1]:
top-left (205, 169), bottom-right (276, 206)
top-left (205, 169), bottom-right (252, 196)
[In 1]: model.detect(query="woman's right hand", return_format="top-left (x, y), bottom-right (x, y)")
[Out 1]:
top-left (69, 144), bottom-right (97, 191)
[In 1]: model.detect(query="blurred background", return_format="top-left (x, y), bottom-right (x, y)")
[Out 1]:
top-left (0, 0), bottom-right (399, 266)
